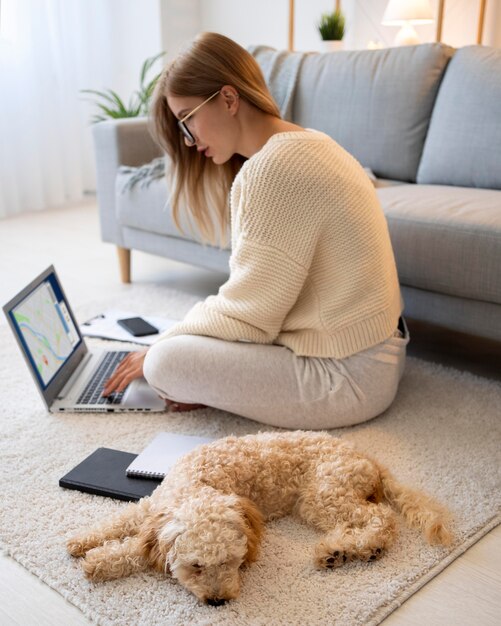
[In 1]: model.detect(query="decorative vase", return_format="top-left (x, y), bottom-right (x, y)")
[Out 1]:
top-left (321, 39), bottom-right (344, 52)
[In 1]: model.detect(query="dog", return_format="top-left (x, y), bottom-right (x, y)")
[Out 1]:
top-left (67, 431), bottom-right (452, 605)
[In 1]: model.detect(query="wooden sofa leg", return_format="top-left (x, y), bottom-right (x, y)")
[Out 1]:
top-left (117, 246), bottom-right (131, 283)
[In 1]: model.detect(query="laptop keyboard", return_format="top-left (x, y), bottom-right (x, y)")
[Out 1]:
top-left (77, 351), bottom-right (129, 405)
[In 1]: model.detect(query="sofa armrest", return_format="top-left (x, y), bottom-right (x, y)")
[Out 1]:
top-left (92, 117), bottom-right (163, 245)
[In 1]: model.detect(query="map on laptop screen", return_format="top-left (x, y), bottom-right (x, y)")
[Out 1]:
top-left (11, 277), bottom-right (80, 386)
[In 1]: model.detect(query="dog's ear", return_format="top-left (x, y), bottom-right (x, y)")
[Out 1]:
top-left (236, 497), bottom-right (265, 564)
top-left (137, 512), bottom-right (182, 573)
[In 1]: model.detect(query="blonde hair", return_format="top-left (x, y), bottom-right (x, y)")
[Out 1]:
top-left (149, 32), bottom-right (281, 249)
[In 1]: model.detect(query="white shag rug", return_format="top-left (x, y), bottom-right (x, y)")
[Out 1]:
top-left (0, 283), bottom-right (500, 626)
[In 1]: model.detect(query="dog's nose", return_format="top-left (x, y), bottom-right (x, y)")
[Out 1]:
top-left (207, 597), bottom-right (227, 606)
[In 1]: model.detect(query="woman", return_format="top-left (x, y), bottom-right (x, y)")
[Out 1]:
top-left (103, 32), bottom-right (409, 429)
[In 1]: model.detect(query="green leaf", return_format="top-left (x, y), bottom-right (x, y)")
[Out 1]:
top-left (134, 74), bottom-right (161, 112)
top-left (94, 103), bottom-right (127, 118)
top-left (82, 50), bottom-right (165, 122)
top-left (128, 92), bottom-right (140, 112)
top-left (79, 89), bottom-right (129, 117)
top-left (128, 94), bottom-right (143, 117)
top-left (317, 10), bottom-right (345, 40)
top-left (140, 51), bottom-right (166, 87)
top-left (105, 89), bottom-right (128, 115)
top-left (144, 71), bottom-right (162, 96)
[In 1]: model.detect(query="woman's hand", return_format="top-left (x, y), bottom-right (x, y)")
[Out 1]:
top-left (102, 348), bottom-right (149, 396)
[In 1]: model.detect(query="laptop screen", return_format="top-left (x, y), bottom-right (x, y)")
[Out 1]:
top-left (6, 270), bottom-right (82, 390)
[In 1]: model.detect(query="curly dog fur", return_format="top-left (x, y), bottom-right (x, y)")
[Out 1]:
top-left (67, 431), bottom-right (452, 604)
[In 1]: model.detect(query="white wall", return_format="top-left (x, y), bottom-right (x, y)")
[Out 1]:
top-left (199, 0), bottom-right (290, 50)
top-left (78, 0), bottom-right (164, 191)
top-left (160, 0), bottom-right (201, 62)
top-left (81, 0), bottom-right (163, 108)
top-left (0, 0), bottom-right (165, 214)
top-left (160, 0), bottom-right (501, 53)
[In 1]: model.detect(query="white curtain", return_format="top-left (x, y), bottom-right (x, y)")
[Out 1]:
top-left (0, 0), bottom-right (163, 219)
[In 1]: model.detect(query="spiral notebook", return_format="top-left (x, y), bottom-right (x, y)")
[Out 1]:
top-left (125, 432), bottom-right (217, 479)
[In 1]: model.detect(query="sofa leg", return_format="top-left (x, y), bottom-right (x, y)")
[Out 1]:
top-left (117, 246), bottom-right (131, 283)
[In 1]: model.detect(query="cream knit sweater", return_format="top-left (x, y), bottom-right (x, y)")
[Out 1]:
top-left (155, 130), bottom-right (403, 359)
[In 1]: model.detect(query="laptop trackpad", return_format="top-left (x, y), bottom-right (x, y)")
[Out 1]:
top-left (123, 379), bottom-right (164, 409)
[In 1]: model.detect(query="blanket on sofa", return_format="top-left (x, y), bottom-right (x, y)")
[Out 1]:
top-left (247, 44), bottom-right (307, 121)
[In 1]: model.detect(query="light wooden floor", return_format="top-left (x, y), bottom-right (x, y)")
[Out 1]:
top-left (0, 200), bottom-right (500, 626)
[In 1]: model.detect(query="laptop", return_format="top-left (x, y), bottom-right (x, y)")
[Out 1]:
top-left (2, 265), bottom-right (165, 413)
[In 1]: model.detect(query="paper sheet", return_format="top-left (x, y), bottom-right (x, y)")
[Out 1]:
top-left (79, 309), bottom-right (180, 345)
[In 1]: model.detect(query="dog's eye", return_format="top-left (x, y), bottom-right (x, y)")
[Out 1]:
top-left (192, 563), bottom-right (203, 570)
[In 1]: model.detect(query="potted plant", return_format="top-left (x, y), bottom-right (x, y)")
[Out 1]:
top-left (317, 10), bottom-right (346, 52)
top-left (81, 52), bottom-right (166, 123)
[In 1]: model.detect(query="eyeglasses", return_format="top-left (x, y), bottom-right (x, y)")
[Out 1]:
top-left (177, 90), bottom-right (221, 147)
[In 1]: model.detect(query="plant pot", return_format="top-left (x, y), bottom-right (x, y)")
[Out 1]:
top-left (321, 40), bottom-right (344, 53)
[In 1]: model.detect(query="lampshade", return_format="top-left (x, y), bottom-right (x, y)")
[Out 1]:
top-left (382, 0), bottom-right (434, 25)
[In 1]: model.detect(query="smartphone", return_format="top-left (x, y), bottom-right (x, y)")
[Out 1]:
top-left (116, 317), bottom-right (159, 337)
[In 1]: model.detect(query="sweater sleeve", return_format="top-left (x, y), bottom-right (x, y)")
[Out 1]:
top-left (153, 233), bottom-right (309, 345)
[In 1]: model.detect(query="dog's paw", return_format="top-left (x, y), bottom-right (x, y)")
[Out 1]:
top-left (67, 538), bottom-right (88, 558)
top-left (82, 548), bottom-right (109, 581)
top-left (315, 545), bottom-right (385, 569)
top-left (320, 549), bottom-right (355, 569)
top-left (315, 544), bottom-right (357, 569)
top-left (361, 547), bottom-right (384, 562)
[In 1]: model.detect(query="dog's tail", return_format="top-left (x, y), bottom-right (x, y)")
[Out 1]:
top-left (377, 463), bottom-right (453, 546)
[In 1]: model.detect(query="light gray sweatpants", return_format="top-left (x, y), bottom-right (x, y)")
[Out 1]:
top-left (143, 317), bottom-right (410, 430)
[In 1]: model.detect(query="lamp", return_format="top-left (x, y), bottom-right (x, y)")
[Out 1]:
top-left (382, 0), bottom-right (434, 46)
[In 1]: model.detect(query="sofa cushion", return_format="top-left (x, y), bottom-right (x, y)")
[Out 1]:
top-left (292, 43), bottom-right (454, 183)
top-left (377, 184), bottom-right (501, 304)
top-left (417, 46), bottom-right (501, 189)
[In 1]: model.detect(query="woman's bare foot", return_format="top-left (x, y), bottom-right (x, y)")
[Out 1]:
top-left (164, 398), bottom-right (207, 412)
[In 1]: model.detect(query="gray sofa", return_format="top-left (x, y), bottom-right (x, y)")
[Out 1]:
top-left (93, 43), bottom-right (501, 343)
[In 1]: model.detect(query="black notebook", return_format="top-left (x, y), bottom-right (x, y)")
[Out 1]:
top-left (59, 447), bottom-right (162, 502)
